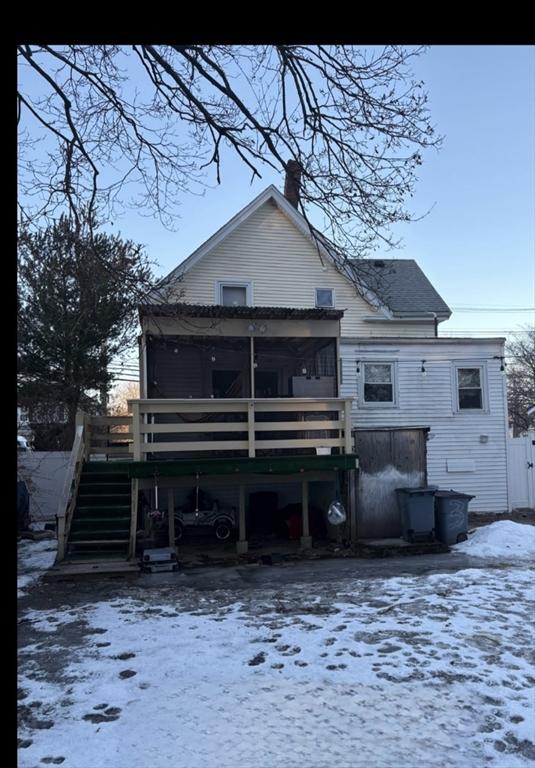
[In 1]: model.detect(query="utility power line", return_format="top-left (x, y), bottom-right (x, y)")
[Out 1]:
top-left (451, 307), bottom-right (535, 313)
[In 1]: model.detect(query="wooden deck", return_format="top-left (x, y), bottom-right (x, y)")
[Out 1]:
top-left (55, 398), bottom-right (356, 568)
top-left (84, 453), bottom-right (358, 477)
top-left (82, 397), bottom-right (354, 460)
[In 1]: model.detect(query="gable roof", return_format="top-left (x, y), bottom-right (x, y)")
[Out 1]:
top-left (151, 185), bottom-right (451, 320)
top-left (349, 259), bottom-right (451, 319)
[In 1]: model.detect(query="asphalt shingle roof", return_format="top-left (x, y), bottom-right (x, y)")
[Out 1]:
top-left (350, 258), bottom-right (451, 318)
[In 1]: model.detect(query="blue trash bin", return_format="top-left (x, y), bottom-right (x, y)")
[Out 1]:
top-left (395, 487), bottom-right (437, 543)
top-left (434, 490), bottom-right (474, 544)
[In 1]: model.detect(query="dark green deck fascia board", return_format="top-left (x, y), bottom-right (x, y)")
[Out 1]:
top-left (84, 454), bottom-right (358, 478)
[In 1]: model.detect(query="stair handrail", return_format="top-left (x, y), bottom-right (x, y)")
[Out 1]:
top-left (56, 423), bottom-right (85, 562)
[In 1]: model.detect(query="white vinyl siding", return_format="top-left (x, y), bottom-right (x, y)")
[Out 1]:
top-left (341, 339), bottom-right (509, 513)
top-left (172, 201), bottom-right (436, 338)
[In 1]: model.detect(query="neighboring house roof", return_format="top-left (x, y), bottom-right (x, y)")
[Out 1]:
top-left (150, 185), bottom-right (451, 320)
top-left (139, 303), bottom-right (344, 321)
top-left (349, 259), bottom-right (451, 319)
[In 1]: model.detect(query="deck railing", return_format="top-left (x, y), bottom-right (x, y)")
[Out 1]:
top-left (83, 398), bottom-right (354, 459)
top-left (56, 420), bottom-right (85, 561)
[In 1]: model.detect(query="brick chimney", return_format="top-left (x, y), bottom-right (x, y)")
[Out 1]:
top-left (283, 160), bottom-right (302, 209)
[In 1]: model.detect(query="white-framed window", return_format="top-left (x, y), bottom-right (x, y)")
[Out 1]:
top-left (361, 361), bottom-right (397, 406)
top-left (454, 364), bottom-right (486, 411)
top-left (215, 281), bottom-right (253, 307)
top-left (315, 288), bottom-right (335, 308)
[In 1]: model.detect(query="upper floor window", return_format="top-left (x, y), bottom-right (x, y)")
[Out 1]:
top-left (315, 288), bottom-right (334, 308)
top-left (363, 362), bottom-right (395, 404)
top-left (216, 281), bottom-right (252, 307)
top-left (456, 366), bottom-right (484, 410)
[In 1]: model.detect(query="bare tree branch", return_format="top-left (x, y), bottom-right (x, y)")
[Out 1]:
top-left (17, 44), bottom-right (442, 292)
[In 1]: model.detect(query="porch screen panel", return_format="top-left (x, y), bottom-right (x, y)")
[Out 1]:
top-left (146, 335), bottom-right (250, 399)
top-left (253, 337), bottom-right (339, 456)
top-left (253, 337), bottom-right (337, 398)
top-left (145, 335), bottom-right (250, 458)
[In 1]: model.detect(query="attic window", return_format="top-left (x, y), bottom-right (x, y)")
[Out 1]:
top-left (217, 281), bottom-right (252, 307)
top-left (315, 288), bottom-right (334, 308)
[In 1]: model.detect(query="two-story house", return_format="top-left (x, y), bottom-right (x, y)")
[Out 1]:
top-left (57, 178), bottom-right (509, 563)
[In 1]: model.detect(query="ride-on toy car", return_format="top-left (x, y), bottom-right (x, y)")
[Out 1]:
top-left (173, 487), bottom-right (237, 542)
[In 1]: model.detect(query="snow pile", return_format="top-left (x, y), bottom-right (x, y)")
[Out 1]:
top-left (18, 539), bottom-right (57, 597)
top-left (453, 520), bottom-right (535, 560)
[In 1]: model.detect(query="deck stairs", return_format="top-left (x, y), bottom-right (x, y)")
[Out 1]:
top-left (65, 464), bottom-right (131, 560)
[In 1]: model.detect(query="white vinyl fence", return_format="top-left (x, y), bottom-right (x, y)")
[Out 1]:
top-left (17, 452), bottom-right (71, 522)
top-left (507, 429), bottom-right (535, 510)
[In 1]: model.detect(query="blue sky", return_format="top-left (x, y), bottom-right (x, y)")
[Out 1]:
top-left (105, 45), bottom-right (534, 344)
top-left (19, 45), bottom-right (534, 350)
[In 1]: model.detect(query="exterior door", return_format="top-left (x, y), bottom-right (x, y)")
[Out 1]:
top-left (355, 427), bottom-right (428, 538)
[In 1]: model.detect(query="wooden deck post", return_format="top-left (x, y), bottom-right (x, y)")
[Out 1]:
top-left (300, 479), bottom-right (312, 549)
top-left (167, 488), bottom-right (175, 549)
top-left (56, 516), bottom-right (66, 562)
top-left (75, 410), bottom-right (87, 460)
top-left (128, 479), bottom-right (139, 560)
top-left (344, 401), bottom-right (353, 454)
top-left (236, 485), bottom-right (248, 554)
top-left (249, 336), bottom-right (255, 397)
top-left (336, 337), bottom-right (342, 397)
top-left (347, 468), bottom-right (357, 544)
top-left (131, 401), bottom-right (141, 461)
top-left (247, 401), bottom-right (255, 458)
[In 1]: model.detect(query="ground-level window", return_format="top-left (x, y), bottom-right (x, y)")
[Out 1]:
top-left (363, 362), bottom-right (395, 403)
top-left (457, 367), bottom-right (483, 410)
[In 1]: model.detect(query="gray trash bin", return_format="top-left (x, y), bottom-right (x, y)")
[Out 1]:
top-left (395, 487), bottom-right (437, 543)
top-left (434, 490), bottom-right (474, 544)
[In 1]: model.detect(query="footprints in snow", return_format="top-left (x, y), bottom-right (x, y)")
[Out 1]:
top-left (83, 705), bottom-right (122, 724)
top-left (118, 669), bottom-right (137, 679)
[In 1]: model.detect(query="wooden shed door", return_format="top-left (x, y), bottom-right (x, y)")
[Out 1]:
top-left (355, 428), bottom-right (428, 539)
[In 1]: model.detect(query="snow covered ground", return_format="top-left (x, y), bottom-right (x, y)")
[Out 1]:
top-left (17, 538), bottom-right (57, 597)
top-left (17, 523), bottom-right (535, 767)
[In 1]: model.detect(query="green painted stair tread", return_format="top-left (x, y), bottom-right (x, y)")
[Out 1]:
top-left (68, 536), bottom-right (130, 544)
top-left (70, 524), bottom-right (130, 534)
top-left (67, 550), bottom-right (129, 559)
top-left (75, 505), bottom-right (131, 513)
top-left (71, 515), bottom-right (130, 531)
top-left (75, 505), bottom-right (131, 512)
top-left (78, 482), bottom-right (131, 489)
top-left (82, 464), bottom-right (131, 474)
top-left (78, 483), bottom-right (130, 496)
top-left (76, 492), bottom-right (130, 502)
top-left (80, 476), bottom-right (130, 483)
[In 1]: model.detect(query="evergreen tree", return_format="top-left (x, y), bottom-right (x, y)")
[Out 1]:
top-left (18, 216), bottom-right (153, 447)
